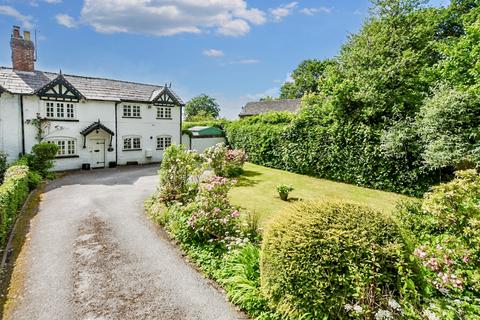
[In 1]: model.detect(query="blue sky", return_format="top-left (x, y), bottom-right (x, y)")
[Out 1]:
top-left (0, 0), bottom-right (450, 118)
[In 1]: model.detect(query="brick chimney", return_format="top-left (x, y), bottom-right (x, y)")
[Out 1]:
top-left (10, 26), bottom-right (35, 72)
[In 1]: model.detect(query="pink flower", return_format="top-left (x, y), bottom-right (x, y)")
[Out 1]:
top-left (231, 210), bottom-right (240, 218)
top-left (463, 256), bottom-right (470, 263)
top-left (414, 247), bottom-right (427, 259)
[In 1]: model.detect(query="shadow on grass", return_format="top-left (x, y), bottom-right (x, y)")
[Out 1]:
top-left (235, 170), bottom-right (263, 187)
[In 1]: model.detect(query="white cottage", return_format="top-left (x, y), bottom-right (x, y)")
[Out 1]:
top-left (0, 26), bottom-right (184, 171)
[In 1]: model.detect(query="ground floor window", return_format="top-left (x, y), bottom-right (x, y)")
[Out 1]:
top-left (156, 135), bottom-right (172, 150)
top-left (46, 138), bottom-right (76, 156)
top-left (123, 136), bottom-right (141, 150)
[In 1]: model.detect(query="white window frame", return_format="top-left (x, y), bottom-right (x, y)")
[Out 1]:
top-left (46, 137), bottom-right (77, 157)
top-left (123, 105), bottom-right (141, 118)
top-left (156, 106), bottom-right (172, 119)
top-left (156, 135), bottom-right (172, 150)
top-left (123, 136), bottom-right (142, 151)
top-left (45, 102), bottom-right (76, 120)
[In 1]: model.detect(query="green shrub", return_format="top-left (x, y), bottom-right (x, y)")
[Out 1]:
top-left (204, 144), bottom-right (247, 178)
top-left (396, 170), bottom-right (480, 318)
top-left (157, 144), bottom-right (204, 205)
top-left (260, 201), bottom-right (419, 319)
top-left (27, 142), bottom-right (59, 177)
top-left (0, 165), bottom-right (30, 245)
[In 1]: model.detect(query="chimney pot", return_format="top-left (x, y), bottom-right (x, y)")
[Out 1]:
top-left (24, 31), bottom-right (31, 41)
top-left (12, 26), bottom-right (21, 39)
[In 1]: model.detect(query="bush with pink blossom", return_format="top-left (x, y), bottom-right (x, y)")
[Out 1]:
top-left (204, 143), bottom-right (247, 178)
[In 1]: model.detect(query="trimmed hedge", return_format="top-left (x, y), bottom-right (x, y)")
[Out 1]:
top-left (260, 201), bottom-right (420, 319)
top-left (0, 165), bottom-right (31, 245)
top-left (225, 109), bottom-right (439, 196)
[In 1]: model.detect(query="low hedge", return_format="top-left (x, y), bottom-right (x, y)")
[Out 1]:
top-left (260, 201), bottom-right (420, 319)
top-left (0, 165), bottom-right (31, 245)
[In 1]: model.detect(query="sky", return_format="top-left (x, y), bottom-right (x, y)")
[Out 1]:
top-left (0, 0), bottom-right (451, 119)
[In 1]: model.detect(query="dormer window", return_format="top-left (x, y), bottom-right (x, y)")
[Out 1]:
top-left (123, 105), bottom-right (141, 118)
top-left (45, 102), bottom-right (76, 120)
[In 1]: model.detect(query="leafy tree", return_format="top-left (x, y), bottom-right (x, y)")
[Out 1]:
top-left (184, 94), bottom-right (220, 121)
top-left (279, 59), bottom-right (333, 99)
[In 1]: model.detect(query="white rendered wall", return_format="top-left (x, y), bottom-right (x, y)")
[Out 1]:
top-left (191, 137), bottom-right (226, 153)
top-left (0, 93), bottom-right (23, 162)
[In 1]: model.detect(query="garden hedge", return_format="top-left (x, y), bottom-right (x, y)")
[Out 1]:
top-left (0, 165), bottom-right (31, 245)
top-left (260, 201), bottom-right (420, 319)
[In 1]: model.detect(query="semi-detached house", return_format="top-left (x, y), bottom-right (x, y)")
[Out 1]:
top-left (0, 26), bottom-right (184, 171)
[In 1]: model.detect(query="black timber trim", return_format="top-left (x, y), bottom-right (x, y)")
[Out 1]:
top-left (121, 116), bottom-right (142, 119)
top-left (122, 149), bottom-right (142, 152)
top-left (151, 87), bottom-right (184, 106)
top-left (35, 74), bottom-right (85, 101)
top-left (80, 120), bottom-right (115, 137)
top-left (55, 155), bottom-right (80, 159)
top-left (45, 118), bottom-right (80, 122)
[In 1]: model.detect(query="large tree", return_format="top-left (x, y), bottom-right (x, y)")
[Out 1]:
top-left (279, 59), bottom-right (333, 99)
top-left (184, 94), bottom-right (220, 121)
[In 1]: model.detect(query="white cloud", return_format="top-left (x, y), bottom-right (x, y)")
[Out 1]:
top-left (245, 87), bottom-right (279, 101)
top-left (56, 14), bottom-right (77, 28)
top-left (300, 7), bottom-right (332, 16)
top-left (229, 59), bottom-right (259, 65)
top-left (270, 2), bottom-right (298, 21)
top-left (79, 0), bottom-right (266, 37)
top-left (45, 0), bottom-right (62, 3)
top-left (203, 49), bottom-right (224, 57)
top-left (0, 6), bottom-right (33, 29)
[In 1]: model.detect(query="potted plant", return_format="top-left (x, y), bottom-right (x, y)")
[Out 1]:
top-left (277, 184), bottom-right (294, 201)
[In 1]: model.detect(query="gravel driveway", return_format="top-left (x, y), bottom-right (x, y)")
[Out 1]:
top-left (4, 165), bottom-right (245, 320)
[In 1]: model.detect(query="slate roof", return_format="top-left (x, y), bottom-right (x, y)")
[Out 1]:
top-left (239, 99), bottom-right (301, 117)
top-left (0, 67), bottom-right (184, 104)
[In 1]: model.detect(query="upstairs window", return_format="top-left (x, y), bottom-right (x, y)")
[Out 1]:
top-left (45, 102), bottom-right (76, 120)
top-left (156, 106), bottom-right (172, 119)
top-left (123, 105), bottom-right (141, 118)
top-left (46, 138), bottom-right (76, 157)
top-left (156, 135), bottom-right (172, 150)
top-left (123, 136), bottom-right (141, 150)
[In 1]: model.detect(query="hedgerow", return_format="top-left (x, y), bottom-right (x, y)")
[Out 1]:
top-left (0, 165), bottom-right (31, 245)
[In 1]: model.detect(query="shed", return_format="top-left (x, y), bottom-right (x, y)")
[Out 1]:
top-left (182, 126), bottom-right (226, 153)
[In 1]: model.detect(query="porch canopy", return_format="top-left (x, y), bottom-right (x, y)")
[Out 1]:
top-left (80, 120), bottom-right (114, 149)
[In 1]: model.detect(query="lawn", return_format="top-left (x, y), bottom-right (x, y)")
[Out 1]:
top-left (229, 163), bottom-right (411, 226)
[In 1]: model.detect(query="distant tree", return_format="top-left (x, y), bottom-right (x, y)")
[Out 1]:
top-left (184, 94), bottom-right (220, 121)
top-left (260, 96), bottom-right (275, 101)
top-left (279, 59), bottom-right (333, 99)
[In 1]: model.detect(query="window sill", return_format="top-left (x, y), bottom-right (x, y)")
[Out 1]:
top-left (156, 118), bottom-right (172, 120)
top-left (156, 148), bottom-right (167, 151)
top-left (55, 155), bottom-right (80, 159)
top-left (123, 149), bottom-right (142, 152)
top-left (122, 116), bottom-right (142, 119)
top-left (45, 118), bottom-right (79, 122)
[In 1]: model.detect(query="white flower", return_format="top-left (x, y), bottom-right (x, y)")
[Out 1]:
top-left (424, 309), bottom-right (440, 320)
top-left (375, 309), bottom-right (393, 320)
top-left (388, 298), bottom-right (403, 313)
top-left (344, 304), bottom-right (353, 312)
top-left (353, 305), bottom-right (363, 314)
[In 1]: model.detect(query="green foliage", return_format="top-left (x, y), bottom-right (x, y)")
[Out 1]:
top-left (276, 184), bottom-right (293, 194)
top-left (157, 144), bottom-right (204, 205)
top-left (395, 170), bottom-right (480, 318)
top-left (184, 94), bottom-right (221, 121)
top-left (417, 85), bottom-right (480, 170)
top-left (0, 151), bottom-right (7, 183)
top-left (261, 201), bottom-right (420, 319)
top-left (0, 165), bottom-right (30, 245)
top-left (26, 142), bottom-right (59, 177)
top-left (279, 59), bottom-right (333, 99)
top-left (203, 144), bottom-right (247, 178)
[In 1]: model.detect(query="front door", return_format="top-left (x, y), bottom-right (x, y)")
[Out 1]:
top-left (89, 139), bottom-right (105, 168)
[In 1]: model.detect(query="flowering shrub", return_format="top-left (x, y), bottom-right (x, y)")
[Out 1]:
top-left (158, 144), bottom-right (204, 205)
top-left (396, 169), bottom-right (480, 318)
top-left (204, 143), bottom-right (247, 178)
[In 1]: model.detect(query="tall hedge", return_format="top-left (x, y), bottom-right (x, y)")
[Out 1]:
top-left (0, 165), bottom-right (30, 245)
top-left (260, 201), bottom-right (420, 319)
top-left (225, 109), bottom-right (438, 196)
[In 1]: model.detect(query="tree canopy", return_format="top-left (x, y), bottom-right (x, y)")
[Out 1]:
top-left (184, 94), bottom-right (220, 121)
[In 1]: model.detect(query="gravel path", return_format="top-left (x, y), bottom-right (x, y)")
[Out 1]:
top-left (4, 165), bottom-right (245, 320)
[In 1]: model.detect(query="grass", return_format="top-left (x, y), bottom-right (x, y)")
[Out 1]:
top-left (229, 163), bottom-right (411, 226)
